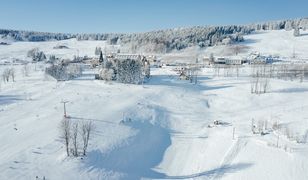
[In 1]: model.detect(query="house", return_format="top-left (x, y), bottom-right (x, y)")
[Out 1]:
top-left (214, 57), bottom-right (227, 64)
top-left (225, 59), bottom-right (243, 65)
top-left (82, 57), bottom-right (100, 68)
top-left (247, 52), bottom-right (271, 64)
top-left (250, 56), bottom-right (267, 64)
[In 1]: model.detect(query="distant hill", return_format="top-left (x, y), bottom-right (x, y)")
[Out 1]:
top-left (1, 17), bottom-right (308, 52)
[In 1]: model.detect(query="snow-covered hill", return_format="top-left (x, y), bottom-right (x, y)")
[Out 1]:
top-left (201, 29), bottom-right (308, 59)
top-left (0, 64), bottom-right (308, 179)
top-left (1, 29), bottom-right (308, 64)
top-left (1, 29), bottom-right (308, 180)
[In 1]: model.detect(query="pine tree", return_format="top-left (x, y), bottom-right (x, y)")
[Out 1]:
top-left (99, 51), bottom-right (104, 63)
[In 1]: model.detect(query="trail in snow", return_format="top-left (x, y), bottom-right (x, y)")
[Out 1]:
top-left (211, 138), bottom-right (248, 180)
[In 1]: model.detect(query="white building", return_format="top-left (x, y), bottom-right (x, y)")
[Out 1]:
top-left (214, 57), bottom-right (227, 64)
top-left (225, 59), bottom-right (243, 65)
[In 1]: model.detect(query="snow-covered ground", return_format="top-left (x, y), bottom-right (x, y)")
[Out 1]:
top-left (0, 39), bottom-right (107, 61)
top-left (2, 29), bottom-right (308, 64)
top-left (0, 64), bottom-right (308, 180)
top-left (1, 30), bottom-right (308, 180)
top-left (165, 29), bottom-right (308, 62)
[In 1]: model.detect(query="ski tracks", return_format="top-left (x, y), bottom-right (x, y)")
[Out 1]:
top-left (211, 138), bottom-right (248, 180)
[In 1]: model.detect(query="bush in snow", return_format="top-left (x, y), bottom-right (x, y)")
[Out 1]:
top-left (45, 63), bottom-right (83, 81)
top-left (99, 68), bottom-right (114, 81)
top-left (45, 64), bottom-right (68, 80)
top-left (27, 48), bottom-right (47, 62)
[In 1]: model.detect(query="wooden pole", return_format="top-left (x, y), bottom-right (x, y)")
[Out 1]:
top-left (61, 100), bottom-right (69, 118)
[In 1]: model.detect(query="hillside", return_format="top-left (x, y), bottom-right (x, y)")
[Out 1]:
top-left (202, 29), bottom-right (308, 59)
top-left (0, 64), bottom-right (308, 180)
top-left (2, 29), bottom-right (308, 63)
top-left (1, 17), bottom-right (308, 53)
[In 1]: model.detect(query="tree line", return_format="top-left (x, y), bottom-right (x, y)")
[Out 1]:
top-left (1, 17), bottom-right (308, 52)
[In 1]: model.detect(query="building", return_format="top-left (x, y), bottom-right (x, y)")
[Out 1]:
top-left (225, 59), bottom-right (243, 65)
top-left (249, 56), bottom-right (267, 64)
top-left (214, 57), bottom-right (227, 64)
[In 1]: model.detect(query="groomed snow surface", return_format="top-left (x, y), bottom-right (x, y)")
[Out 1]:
top-left (0, 65), bottom-right (308, 180)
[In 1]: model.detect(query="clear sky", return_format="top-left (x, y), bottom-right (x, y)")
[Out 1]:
top-left (0, 0), bottom-right (307, 33)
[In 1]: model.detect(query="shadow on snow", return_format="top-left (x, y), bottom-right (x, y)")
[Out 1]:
top-left (271, 88), bottom-right (308, 93)
top-left (163, 163), bottom-right (253, 179)
top-left (0, 95), bottom-right (23, 106)
top-left (147, 75), bottom-right (232, 92)
top-left (83, 121), bottom-right (171, 180)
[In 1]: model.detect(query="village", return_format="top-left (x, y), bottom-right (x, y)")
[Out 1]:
top-left (33, 46), bottom-right (305, 86)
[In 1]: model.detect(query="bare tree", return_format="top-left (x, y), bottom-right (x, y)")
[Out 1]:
top-left (257, 120), bottom-right (265, 134)
top-left (229, 44), bottom-right (249, 56)
top-left (250, 65), bottom-right (270, 94)
top-left (22, 64), bottom-right (30, 77)
top-left (213, 64), bottom-right (222, 77)
top-left (81, 121), bottom-right (94, 156)
top-left (251, 118), bottom-right (256, 134)
top-left (2, 68), bottom-right (10, 82)
top-left (9, 68), bottom-right (15, 82)
top-left (235, 65), bottom-right (240, 77)
top-left (60, 118), bottom-right (71, 156)
top-left (71, 122), bottom-right (79, 157)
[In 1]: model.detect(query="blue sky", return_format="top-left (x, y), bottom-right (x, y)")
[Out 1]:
top-left (0, 0), bottom-right (307, 33)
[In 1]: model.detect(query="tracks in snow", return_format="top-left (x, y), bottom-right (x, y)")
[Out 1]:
top-left (211, 138), bottom-right (248, 180)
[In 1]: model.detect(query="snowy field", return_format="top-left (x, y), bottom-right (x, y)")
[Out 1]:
top-left (0, 64), bottom-right (308, 180)
top-left (0, 30), bottom-right (308, 180)
top-left (0, 39), bottom-right (108, 61)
